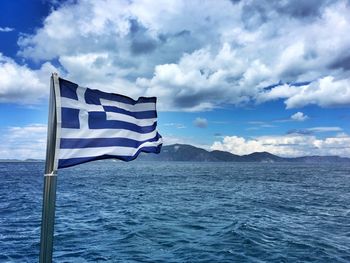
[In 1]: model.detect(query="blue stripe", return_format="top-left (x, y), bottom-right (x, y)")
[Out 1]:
top-left (61, 107), bottom-right (80, 129)
top-left (59, 78), bottom-right (78, 100)
top-left (85, 88), bottom-right (156, 106)
top-left (60, 133), bottom-right (161, 149)
top-left (58, 145), bottom-right (162, 169)
top-left (103, 106), bottom-right (157, 119)
top-left (88, 112), bottom-right (156, 133)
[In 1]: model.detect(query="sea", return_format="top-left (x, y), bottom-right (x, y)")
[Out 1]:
top-left (0, 161), bottom-right (349, 263)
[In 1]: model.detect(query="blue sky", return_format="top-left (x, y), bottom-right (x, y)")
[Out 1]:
top-left (0, 0), bottom-right (350, 159)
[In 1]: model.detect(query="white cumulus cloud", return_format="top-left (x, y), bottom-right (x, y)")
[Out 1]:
top-left (308, 127), bottom-right (343, 133)
top-left (0, 0), bottom-right (347, 110)
top-left (285, 77), bottom-right (350, 108)
top-left (291, 112), bottom-right (308, 121)
top-left (0, 124), bottom-right (47, 159)
top-left (0, 27), bottom-right (14, 32)
top-left (0, 54), bottom-right (58, 104)
top-left (211, 134), bottom-right (350, 157)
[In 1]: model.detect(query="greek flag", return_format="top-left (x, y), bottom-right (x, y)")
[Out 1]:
top-left (54, 77), bottom-right (162, 169)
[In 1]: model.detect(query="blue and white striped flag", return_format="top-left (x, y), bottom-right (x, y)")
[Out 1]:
top-left (53, 77), bottom-right (162, 169)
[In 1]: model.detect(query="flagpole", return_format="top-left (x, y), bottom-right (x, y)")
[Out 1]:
top-left (40, 73), bottom-right (58, 263)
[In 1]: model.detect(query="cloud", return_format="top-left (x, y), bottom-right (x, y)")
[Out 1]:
top-left (330, 53), bottom-right (350, 71)
top-left (0, 27), bottom-right (14, 32)
top-left (139, 0), bottom-right (350, 110)
top-left (285, 77), bottom-right (350, 108)
top-left (291, 112), bottom-right (308, 121)
top-left (160, 134), bottom-right (210, 150)
top-left (287, 126), bottom-right (343, 135)
top-left (193, 117), bottom-right (208, 128)
top-left (0, 0), bottom-right (347, 110)
top-left (58, 52), bottom-right (144, 98)
top-left (260, 77), bottom-right (350, 109)
top-left (160, 135), bottom-right (189, 146)
top-left (211, 133), bottom-right (350, 157)
top-left (137, 43), bottom-right (255, 110)
top-left (239, 0), bottom-right (332, 23)
top-left (0, 54), bottom-right (58, 104)
top-left (0, 124), bottom-right (47, 159)
top-left (287, 129), bottom-right (313, 135)
top-left (247, 121), bottom-right (276, 130)
top-left (307, 126), bottom-right (343, 132)
top-left (163, 123), bottom-right (186, 129)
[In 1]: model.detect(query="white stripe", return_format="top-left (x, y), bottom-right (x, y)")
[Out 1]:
top-left (53, 74), bottom-right (61, 171)
top-left (60, 128), bottom-right (158, 140)
top-left (61, 97), bottom-right (155, 126)
top-left (61, 97), bottom-right (103, 111)
top-left (100, 99), bottom-right (155, 112)
top-left (59, 138), bottom-right (163, 159)
top-left (106, 112), bottom-right (156, 126)
top-left (77, 87), bottom-right (89, 130)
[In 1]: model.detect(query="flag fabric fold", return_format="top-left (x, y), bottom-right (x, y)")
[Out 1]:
top-left (54, 77), bottom-right (162, 169)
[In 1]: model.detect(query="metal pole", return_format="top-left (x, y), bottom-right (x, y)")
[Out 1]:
top-left (40, 74), bottom-right (58, 263)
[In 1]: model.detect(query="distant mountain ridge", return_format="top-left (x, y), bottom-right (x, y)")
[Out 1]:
top-left (1, 144), bottom-right (349, 163)
top-left (0, 159), bottom-right (43, 162)
top-left (139, 144), bottom-right (350, 163)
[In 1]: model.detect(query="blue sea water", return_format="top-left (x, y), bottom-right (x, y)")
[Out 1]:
top-left (0, 161), bottom-right (349, 263)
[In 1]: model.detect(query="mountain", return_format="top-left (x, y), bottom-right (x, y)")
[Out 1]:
top-left (139, 144), bottom-right (350, 163)
top-left (0, 159), bottom-right (21, 162)
top-left (1, 144), bottom-right (349, 163)
top-left (140, 144), bottom-right (215, 161)
top-left (0, 159), bottom-right (44, 162)
top-left (241, 151), bottom-right (285, 162)
top-left (289, 155), bottom-right (350, 163)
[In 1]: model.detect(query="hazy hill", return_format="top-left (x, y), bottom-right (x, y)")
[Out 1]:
top-left (1, 144), bottom-right (349, 163)
top-left (139, 144), bottom-right (350, 163)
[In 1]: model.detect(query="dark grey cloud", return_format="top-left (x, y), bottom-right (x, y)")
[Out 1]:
top-left (173, 93), bottom-right (205, 109)
top-left (303, 49), bottom-right (318, 61)
top-left (129, 20), bottom-right (197, 59)
top-left (131, 39), bottom-right (157, 55)
top-left (280, 67), bottom-right (307, 81)
top-left (274, 0), bottom-right (332, 18)
top-left (173, 30), bottom-right (191, 38)
top-left (129, 19), bottom-right (158, 55)
top-left (241, 4), bottom-right (268, 30)
top-left (172, 86), bottom-right (231, 110)
top-left (329, 54), bottom-right (350, 71)
top-left (240, 0), bottom-right (334, 30)
top-left (127, 23), bottom-right (201, 78)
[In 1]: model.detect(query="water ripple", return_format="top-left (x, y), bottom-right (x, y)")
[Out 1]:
top-left (0, 162), bottom-right (350, 262)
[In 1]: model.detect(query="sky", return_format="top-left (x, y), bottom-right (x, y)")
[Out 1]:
top-left (0, 0), bottom-right (350, 159)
